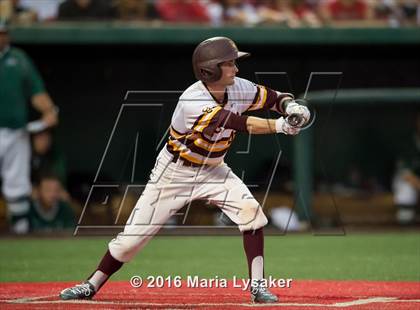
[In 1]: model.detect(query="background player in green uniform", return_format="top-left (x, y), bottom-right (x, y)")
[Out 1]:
top-left (29, 174), bottom-right (75, 232)
top-left (393, 113), bottom-right (420, 225)
top-left (0, 23), bottom-right (58, 234)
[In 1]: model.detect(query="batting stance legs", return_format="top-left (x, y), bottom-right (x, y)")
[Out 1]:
top-left (102, 149), bottom-right (266, 283)
top-left (60, 148), bottom-right (273, 302)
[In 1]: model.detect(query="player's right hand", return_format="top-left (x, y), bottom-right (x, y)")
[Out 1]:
top-left (275, 117), bottom-right (300, 135)
top-left (285, 101), bottom-right (310, 126)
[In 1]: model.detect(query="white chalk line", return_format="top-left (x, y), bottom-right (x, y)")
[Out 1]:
top-left (0, 300), bottom-right (345, 307)
top-left (333, 297), bottom-right (396, 307)
top-left (1, 296), bottom-right (420, 308)
top-left (0, 294), bottom-right (57, 303)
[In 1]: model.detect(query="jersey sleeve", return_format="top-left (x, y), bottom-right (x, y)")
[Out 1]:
top-left (246, 85), bottom-right (294, 115)
top-left (183, 102), bottom-right (248, 136)
top-left (233, 77), bottom-right (294, 115)
top-left (21, 52), bottom-right (45, 98)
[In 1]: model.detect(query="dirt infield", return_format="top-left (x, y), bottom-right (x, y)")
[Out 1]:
top-left (0, 280), bottom-right (419, 309)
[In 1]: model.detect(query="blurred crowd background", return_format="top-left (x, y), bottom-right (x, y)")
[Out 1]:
top-left (0, 0), bottom-right (419, 27)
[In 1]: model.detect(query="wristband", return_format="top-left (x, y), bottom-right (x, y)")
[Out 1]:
top-left (27, 120), bottom-right (48, 133)
top-left (275, 118), bottom-right (285, 133)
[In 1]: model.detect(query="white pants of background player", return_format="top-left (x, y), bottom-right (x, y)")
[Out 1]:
top-left (109, 147), bottom-right (268, 263)
top-left (0, 128), bottom-right (32, 233)
top-left (393, 170), bottom-right (418, 224)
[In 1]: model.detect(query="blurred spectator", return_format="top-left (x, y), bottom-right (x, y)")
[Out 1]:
top-left (320, 0), bottom-right (375, 25)
top-left (115, 0), bottom-right (148, 21)
top-left (29, 174), bottom-right (75, 232)
top-left (290, 0), bottom-right (322, 27)
top-left (58, 0), bottom-right (116, 20)
top-left (256, 0), bottom-right (300, 27)
top-left (31, 129), bottom-right (67, 187)
top-left (221, 0), bottom-right (261, 26)
top-left (394, 0), bottom-right (420, 26)
top-left (204, 0), bottom-right (224, 26)
top-left (0, 0), bottom-right (37, 24)
top-left (20, 0), bottom-right (64, 22)
top-left (257, 0), bottom-right (322, 27)
top-left (393, 113), bottom-right (420, 225)
top-left (155, 0), bottom-right (211, 23)
top-left (0, 23), bottom-right (58, 234)
top-left (374, 0), bottom-right (397, 24)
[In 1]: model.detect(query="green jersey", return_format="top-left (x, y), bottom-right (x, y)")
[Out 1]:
top-left (397, 133), bottom-right (420, 176)
top-left (29, 200), bottom-right (75, 232)
top-left (0, 46), bottom-right (45, 129)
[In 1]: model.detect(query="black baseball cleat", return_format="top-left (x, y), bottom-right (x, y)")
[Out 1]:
top-left (59, 281), bottom-right (96, 300)
top-left (250, 280), bottom-right (279, 303)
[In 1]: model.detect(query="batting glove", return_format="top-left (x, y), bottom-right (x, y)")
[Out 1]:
top-left (275, 117), bottom-right (300, 135)
top-left (285, 101), bottom-right (310, 126)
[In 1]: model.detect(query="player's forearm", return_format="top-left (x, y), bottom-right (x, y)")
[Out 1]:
top-left (246, 116), bottom-right (277, 134)
top-left (403, 171), bottom-right (420, 190)
top-left (31, 93), bottom-right (59, 127)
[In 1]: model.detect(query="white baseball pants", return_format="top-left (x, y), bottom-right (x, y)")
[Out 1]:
top-left (0, 128), bottom-right (31, 201)
top-left (109, 148), bottom-right (268, 262)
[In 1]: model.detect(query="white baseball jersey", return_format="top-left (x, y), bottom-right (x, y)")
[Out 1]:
top-left (166, 77), bottom-right (290, 166)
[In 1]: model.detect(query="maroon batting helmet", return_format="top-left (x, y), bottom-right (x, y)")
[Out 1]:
top-left (192, 37), bottom-right (250, 83)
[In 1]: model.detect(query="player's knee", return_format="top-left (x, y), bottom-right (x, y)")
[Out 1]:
top-left (109, 236), bottom-right (141, 263)
top-left (239, 200), bottom-right (260, 221)
top-left (238, 200), bottom-right (268, 231)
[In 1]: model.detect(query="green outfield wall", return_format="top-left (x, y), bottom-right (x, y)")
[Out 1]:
top-left (9, 23), bottom-right (420, 45)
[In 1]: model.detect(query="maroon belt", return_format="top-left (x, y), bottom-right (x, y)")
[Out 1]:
top-left (171, 154), bottom-right (207, 168)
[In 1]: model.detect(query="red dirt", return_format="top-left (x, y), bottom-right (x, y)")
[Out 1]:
top-left (0, 280), bottom-right (419, 309)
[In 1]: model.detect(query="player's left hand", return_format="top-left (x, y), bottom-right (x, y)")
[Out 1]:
top-left (275, 117), bottom-right (300, 135)
top-left (285, 101), bottom-right (310, 127)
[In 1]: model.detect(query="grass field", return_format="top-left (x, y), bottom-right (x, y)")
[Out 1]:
top-left (1, 232), bottom-right (419, 309)
top-left (1, 232), bottom-right (419, 282)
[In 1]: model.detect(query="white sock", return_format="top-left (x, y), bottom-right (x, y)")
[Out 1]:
top-left (88, 270), bottom-right (108, 291)
top-left (251, 256), bottom-right (264, 280)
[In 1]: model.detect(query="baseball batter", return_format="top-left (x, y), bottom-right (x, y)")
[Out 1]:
top-left (60, 37), bottom-right (310, 303)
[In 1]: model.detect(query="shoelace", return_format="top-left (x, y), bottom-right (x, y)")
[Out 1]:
top-left (69, 284), bottom-right (93, 296)
top-left (258, 286), bottom-right (268, 293)
top-left (251, 282), bottom-right (268, 295)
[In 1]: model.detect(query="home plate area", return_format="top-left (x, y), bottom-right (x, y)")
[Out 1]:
top-left (1, 280), bottom-right (419, 309)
